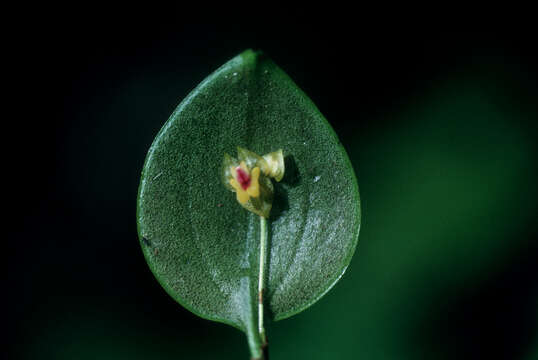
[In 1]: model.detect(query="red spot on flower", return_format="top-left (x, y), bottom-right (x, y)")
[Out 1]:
top-left (236, 166), bottom-right (251, 190)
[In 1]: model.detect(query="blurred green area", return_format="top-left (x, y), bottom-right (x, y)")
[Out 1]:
top-left (272, 77), bottom-right (538, 360)
top-left (13, 30), bottom-right (538, 360)
top-left (22, 71), bottom-right (538, 360)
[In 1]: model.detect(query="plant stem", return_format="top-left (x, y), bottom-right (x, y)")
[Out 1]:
top-left (258, 216), bottom-right (268, 347)
top-left (249, 216), bottom-right (269, 360)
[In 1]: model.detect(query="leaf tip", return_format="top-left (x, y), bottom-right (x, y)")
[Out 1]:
top-left (239, 49), bottom-right (265, 64)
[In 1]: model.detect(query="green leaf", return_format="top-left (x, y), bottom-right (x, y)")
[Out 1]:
top-left (137, 50), bottom-right (361, 357)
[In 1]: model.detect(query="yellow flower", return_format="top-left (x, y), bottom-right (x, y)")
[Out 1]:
top-left (222, 147), bottom-right (285, 218)
top-left (229, 161), bottom-right (261, 204)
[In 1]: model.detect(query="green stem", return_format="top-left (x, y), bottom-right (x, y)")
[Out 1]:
top-left (258, 216), bottom-right (268, 346)
top-left (248, 216), bottom-right (269, 360)
top-left (247, 216), bottom-right (269, 360)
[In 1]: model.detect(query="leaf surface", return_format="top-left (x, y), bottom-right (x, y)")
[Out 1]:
top-left (137, 50), bottom-right (360, 352)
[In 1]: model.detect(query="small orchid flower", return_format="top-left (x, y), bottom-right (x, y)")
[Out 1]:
top-left (222, 147), bottom-right (285, 218)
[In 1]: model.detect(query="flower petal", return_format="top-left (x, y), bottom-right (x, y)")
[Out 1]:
top-left (247, 167), bottom-right (260, 197)
top-left (262, 149), bottom-right (285, 181)
top-left (230, 178), bottom-right (250, 204)
top-left (221, 153), bottom-right (239, 191)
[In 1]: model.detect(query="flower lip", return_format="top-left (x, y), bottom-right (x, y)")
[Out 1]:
top-left (236, 166), bottom-right (251, 190)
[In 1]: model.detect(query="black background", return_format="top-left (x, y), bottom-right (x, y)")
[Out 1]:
top-left (7, 15), bottom-right (538, 360)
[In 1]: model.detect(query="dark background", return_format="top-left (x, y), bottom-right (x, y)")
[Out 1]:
top-left (8, 18), bottom-right (538, 360)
